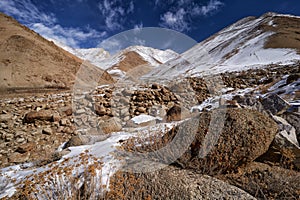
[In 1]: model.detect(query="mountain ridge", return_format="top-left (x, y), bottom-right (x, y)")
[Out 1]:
top-left (144, 12), bottom-right (300, 79)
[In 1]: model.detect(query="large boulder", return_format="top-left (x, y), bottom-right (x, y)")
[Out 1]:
top-left (159, 108), bottom-right (278, 174)
top-left (258, 116), bottom-right (300, 168)
top-left (223, 162), bottom-right (300, 200)
top-left (108, 166), bottom-right (256, 200)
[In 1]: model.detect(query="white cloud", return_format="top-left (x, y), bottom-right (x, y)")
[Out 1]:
top-left (192, 0), bottom-right (224, 16)
top-left (97, 33), bottom-right (145, 54)
top-left (159, 0), bottom-right (224, 32)
top-left (160, 9), bottom-right (189, 32)
top-left (127, 1), bottom-right (134, 14)
top-left (0, 0), bottom-right (56, 25)
top-left (30, 23), bottom-right (106, 48)
top-left (133, 37), bottom-right (146, 46)
top-left (98, 0), bottom-right (135, 31)
top-left (98, 38), bottom-right (123, 54)
top-left (133, 22), bottom-right (143, 34)
top-left (0, 0), bottom-right (106, 48)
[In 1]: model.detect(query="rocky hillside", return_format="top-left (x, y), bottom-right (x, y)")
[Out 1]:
top-left (0, 13), bottom-right (113, 94)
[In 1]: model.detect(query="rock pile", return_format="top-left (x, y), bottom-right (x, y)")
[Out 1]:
top-left (0, 93), bottom-right (75, 167)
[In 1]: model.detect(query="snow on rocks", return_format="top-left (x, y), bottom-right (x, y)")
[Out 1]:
top-left (126, 114), bottom-right (158, 128)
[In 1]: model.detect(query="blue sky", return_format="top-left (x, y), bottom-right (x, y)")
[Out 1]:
top-left (1, 0), bottom-right (300, 53)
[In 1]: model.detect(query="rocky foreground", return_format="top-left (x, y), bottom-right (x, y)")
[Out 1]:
top-left (0, 64), bottom-right (299, 199)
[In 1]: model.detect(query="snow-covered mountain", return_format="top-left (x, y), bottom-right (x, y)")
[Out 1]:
top-left (56, 43), bottom-right (179, 79)
top-left (75, 48), bottom-right (110, 63)
top-left (52, 12), bottom-right (300, 81)
top-left (144, 12), bottom-right (300, 79)
top-left (51, 42), bottom-right (111, 68)
top-left (103, 46), bottom-right (178, 79)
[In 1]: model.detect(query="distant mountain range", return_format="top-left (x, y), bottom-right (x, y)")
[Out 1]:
top-left (1, 12), bottom-right (300, 92)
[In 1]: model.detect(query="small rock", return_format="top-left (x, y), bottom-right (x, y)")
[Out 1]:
top-left (23, 110), bottom-right (53, 123)
top-left (122, 89), bottom-right (132, 96)
top-left (58, 106), bottom-right (73, 116)
top-left (219, 98), bottom-right (227, 106)
top-left (137, 107), bottom-right (147, 113)
top-left (62, 127), bottom-right (73, 134)
top-left (149, 105), bottom-right (167, 118)
top-left (95, 105), bottom-right (106, 116)
top-left (4, 133), bottom-right (14, 141)
top-left (57, 126), bottom-right (64, 133)
top-left (42, 128), bottom-right (53, 135)
top-left (124, 116), bottom-right (130, 121)
top-left (281, 112), bottom-right (300, 140)
top-left (0, 123), bottom-right (8, 129)
top-left (151, 83), bottom-right (160, 89)
top-left (60, 118), bottom-right (69, 126)
top-left (120, 107), bottom-right (129, 116)
top-left (0, 114), bottom-right (13, 123)
top-left (98, 117), bottom-right (122, 134)
top-left (76, 109), bottom-right (86, 115)
top-left (52, 113), bottom-right (61, 122)
top-left (165, 105), bottom-right (191, 122)
top-left (162, 96), bottom-right (170, 101)
top-left (16, 138), bottom-right (26, 143)
top-left (65, 135), bottom-right (89, 147)
top-left (273, 116), bottom-right (298, 146)
top-left (15, 131), bottom-right (25, 138)
top-left (119, 97), bottom-right (130, 104)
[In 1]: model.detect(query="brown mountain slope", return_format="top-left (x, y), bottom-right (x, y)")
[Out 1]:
top-left (106, 51), bottom-right (154, 80)
top-left (261, 13), bottom-right (300, 52)
top-left (0, 13), bottom-right (113, 94)
top-left (110, 51), bottom-right (148, 72)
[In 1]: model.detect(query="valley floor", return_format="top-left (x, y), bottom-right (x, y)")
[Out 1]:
top-left (0, 64), bottom-right (299, 199)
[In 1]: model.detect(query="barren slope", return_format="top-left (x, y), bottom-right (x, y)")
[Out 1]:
top-left (0, 13), bottom-right (113, 94)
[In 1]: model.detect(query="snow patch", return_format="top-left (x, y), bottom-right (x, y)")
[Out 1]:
top-left (131, 114), bottom-right (157, 124)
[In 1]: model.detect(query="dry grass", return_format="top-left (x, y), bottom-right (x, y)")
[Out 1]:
top-left (221, 162), bottom-right (300, 200)
top-left (8, 151), bottom-right (107, 200)
top-left (105, 171), bottom-right (148, 200)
